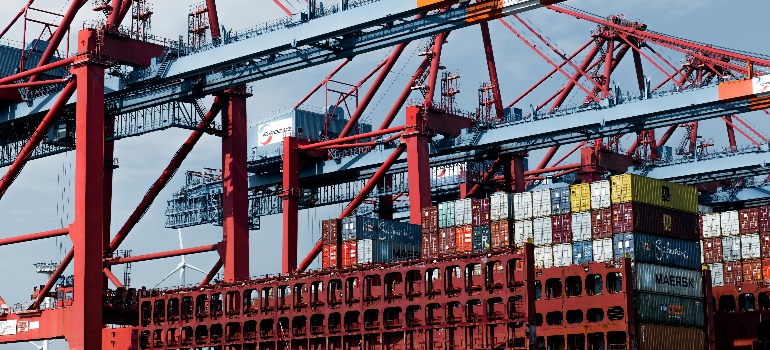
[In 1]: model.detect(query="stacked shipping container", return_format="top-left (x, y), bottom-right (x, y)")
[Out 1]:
top-left (320, 217), bottom-right (421, 269)
top-left (699, 206), bottom-right (770, 286)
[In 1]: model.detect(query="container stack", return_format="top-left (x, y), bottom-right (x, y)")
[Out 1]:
top-left (321, 219), bottom-right (341, 269)
top-left (339, 216), bottom-right (421, 267)
top-left (421, 197), bottom-right (496, 259)
top-left (700, 206), bottom-right (770, 287)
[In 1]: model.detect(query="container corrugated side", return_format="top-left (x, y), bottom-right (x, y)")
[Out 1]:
top-left (455, 226), bottom-right (473, 253)
top-left (570, 183), bottom-right (591, 213)
top-left (724, 261), bottom-right (743, 285)
top-left (590, 180), bottom-right (611, 210)
top-left (709, 262), bottom-right (724, 286)
top-left (533, 217), bottom-right (552, 246)
top-left (720, 211), bottom-right (739, 236)
top-left (636, 323), bottom-right (705, 350)
top-left (592, 238), bottom-right (613, 263)
top-left (633, 263), bottom-right (703, 298)
top-left (513, 192), bottom-right (533, 220)
top-left (610, 174), bottom-right (698, 214)
top-left (553, 243), bottom-right (572, 267)
top-left (611, 203), bottom-right (699, 241)
top-left (472, 225), bottom-right (491, 253)
top-left (534, 246), bottom-right (553, 269)
top-left (438, 201), bottom-right (455, 228)
top-left (532, 189), bottom-right (552, 218)
top-left (742, 259), bottom-right (763, 283)
top-left (490, 220), bottom-right (511, 250)
top-left (634, 292), bottom-right (705, 327)
top-left (551, 214), bottom-right (572, 244)
top-left (514, 220), bottom-right (533, 246)
top-left (739, 207), bottom-right (759, 234)
top-left (741, 233), bottom-right (761, 260)
top-left (572, 240), bottom-right (593, 264)
top-left (571, 212), bottom-right (592, 241)
top-left (700, 213), bottom-right (721, 238)
top-left (722, 236), bottom-right (742, 262)
top-left (614, 232), bottom-right (701, 269)
top-left (762, 232), bottom-right (770, 258)
top-left (490, 192), bottom-right (509, 221)
top-left (591, 208), bottom-right (612, 239)
top-left (455, 199), bottom-right (473, 226)
top-left (550, 187), bottom-right (571, 215)
top-left (701, 238), bottom-right (723, 264)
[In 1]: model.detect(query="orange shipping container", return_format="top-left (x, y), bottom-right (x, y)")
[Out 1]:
top-left (490, 220), bottom-right (512, 249)
top-left (456, 225), bottom-right (474, 253)
top-left (763, 259), bottom-right (770, 282)
top-left (328, 244), bottom-right (338, 269)
top-left (342, 241), bottom-right (357, 268)
top-left (439, 228), bottom-right (456, 255)
top-left (743, 259), bottom-right (763, 283)
top-left (322, 244), bottom-right (330, 269)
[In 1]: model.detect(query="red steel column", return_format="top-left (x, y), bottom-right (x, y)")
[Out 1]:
top-left (480, 22), bottom-right (504, 119)
top-left (281, 137), bottom-right (302, 274)
top-left (404, 107), bottom-right (433, 225)
top-left (103, 116), bottom-right (115, 288)
top-left (504, 153), bottom-right (526, 193)
top-left (70, 59), bottom-right (106, 350)
top-left (221, 88), bottom-right (250, 282)
top-left (206, 0), bottom-right (221, 41)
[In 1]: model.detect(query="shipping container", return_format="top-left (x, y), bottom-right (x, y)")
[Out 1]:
top-left (762, 232), bottom-right (770, 258)
top-left (709, 263), bottom-right (724, 287)
top-left (471, 198), bottom-right (490, 226)
top-left (472, 225), bottom-right (491, 253)
top-left (572, 240), bottom-right (593, 264)
top-left (634, 292), bottom-right (705, 327)
top-left (764, 259), bottom-right (770, 282)
top-left (550, 214), bottom-right (572, 244)
top-left (534, 246), bottom-right (553, 269)
top-left (613, 232), bottom-right (701, 269)
top-left (723, 261), bottom-right (743, 285)
top-left (438, 201), bottom-right (455, 229)
top-left (489, 192), bottom-right (510, 221)
top-left (610, 174), bottom-right (698, 214)
top-left (636, 323), bottom-right (705, 350)
top-left (550, 186), bottom-right (571, 215)
top-left (421, 207), bottom-right (438, 234)
top-left (633, 263), bottom-right (703, 298)
top-left (592, 238), bottom-right (613, 263)
top-left (322, 244), bottom-right (330, 269)
top-left (513, 192), bottom-right (533, 220)
top-left (454, 199), bottom-right (472, 226)
top-left (759, 206), bottom-right (770, 232)
top-left (700, 238), bottom-right (723, 264)
top-left (741, 233), bottom-right (761, 260)
top-left (590, 180), bottom-right (611, 210)
top-left (570, 183), bottom-right (591, 213)
top-left (532, 189), bottom-right (552, 218)
top-left (438, 228), bottom-right (456, 255)
top-left (328, 243), bottom-right (339, 269)
top-left (421, 233), bottom-right (439, 259)
top-left (456, 225), bottom-right (473, 253)
top-left (343, 216), bottom-right (421, 244)
top-left (739, 207), bottom-right (759, 234)
top-left (341, 241), bottom-right (357, 268)
top-left (322, 220), bottom-right (330, 243)
top-left (722, 236), bottom-right (742, 262)
top-left (359, 239), bottom-right (420, 265)
top-left (611, 203), bottom-right (699, 241)
top-left (720, 211), bottom-right (739, 236)
top-left (571, 211), bottom-right (592, 241)
top-left (591, 208), bottom-right (612, 239)
top-left (514, 220), bottom-right (533, 246)
top-left (490, 220), bottom-right (511, 250)
top-left (533, 217), bottom-right (553, 246)
top-left (553, 243), bottom-right (572, 267)
top-left (743, 259), bottom-right (763, 283)
top-left (700, 213), bottom-right (721, 238)
top-left (329, 219), bottom-right (341, 244)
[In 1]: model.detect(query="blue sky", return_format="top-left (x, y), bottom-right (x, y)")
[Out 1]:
top-left (0, 0), bottom-right (768, 348)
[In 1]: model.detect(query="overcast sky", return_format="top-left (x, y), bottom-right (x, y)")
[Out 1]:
top-left (1, 0), bottom-right (769, 348)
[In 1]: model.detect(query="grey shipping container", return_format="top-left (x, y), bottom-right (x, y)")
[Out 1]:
top-left (472, 225), bottom-right (491, 253)
top-left (634, 292), bottom-right (704, 327)
top-left (356, 239), bottom-right (420, 264)
top-left (634, 263), bottom-right (703, 298)
top-left (637, 323), bottom-right (705, 350)
top-left (572, 240), bottom-right (593, 265)
top-left (550, 187), bottom-right (571, 215)
top-left (438, 201), bottom-right (455, 228)
top-left (343, 216), bottom-right (420, 244)
top-left (613, 232), bottom-right (701, 270)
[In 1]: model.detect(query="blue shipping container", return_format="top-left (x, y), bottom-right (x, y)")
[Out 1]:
top-left (472, 225), bottom-right (491, 252)
top-left (572, 241), bottom-right (593, 264)
top-left (613, 232), bottom-right (700, 270)
top-left (342, 216), bottom-right (420, 244)
top-left (550, 187), bottom-right (571, 215)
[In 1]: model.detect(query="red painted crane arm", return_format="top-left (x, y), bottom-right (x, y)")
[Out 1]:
top-left (0, 228), bottom-right (68, 247)
top-left (28, 0), bottom-right (88, 83)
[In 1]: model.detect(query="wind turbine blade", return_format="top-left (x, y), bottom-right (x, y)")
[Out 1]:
top-left (154, 266), bottom-right (183, 288)
top-left (186, 265), bottom-right (207, 274)
top-left (178, 228), bottom-right (184, 249)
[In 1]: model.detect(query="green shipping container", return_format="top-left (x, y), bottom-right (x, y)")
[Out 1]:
top-left (610, 174), bottom-right (697, 214)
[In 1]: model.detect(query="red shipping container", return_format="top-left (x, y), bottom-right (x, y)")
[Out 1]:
top-left (764, 259), bottom-right (770, 282)
top-left (592, 208), bottom-right (612, 239)
top-left (551, 214), bottom-right (573, 244)
top-left (455, 225), bottom-right (473, 253)
top-left (471, 199), bottom-right (490, 226)
top-left (490, 220), bottom-right (512, 249)
top-left (759, 206), bottom-right (770, 232)
top-left (341, 241), bottom-right (357, 268)
top-left (421, 207), bottom-right (438, 234)
top-left (743, 259), bottom-right (763, 283)
top-left (761, 232), bottom-right (770, 258)
top-left (701, 238), bottom-right (723, 264)
top-left (439, 228), bottom-right (456, 255)
top-left (429, 233), bottom-right (440, 258)
top-left (328, 218), bottom-right (341, 244)
top-left (698, 216), bottom-right (704, 238)
top-left (724, 261), bottom-right (743, 285)
top-left (328, 244), bottom-right (339, 269)
top-left (322, 220), bottom-right (330, 243)
top-left (322, 244), bottom-right (330, 269)
top-left (610, 203), bottom-right (698, 241)
top-left (422, 234), bottom-right (432, 259)
top-left (739, 208), bottom-right (759, 234)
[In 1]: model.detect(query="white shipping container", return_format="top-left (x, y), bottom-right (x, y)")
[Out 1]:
top-left (709, 263), bottom-right (724, 287)
top-left (514, 220), bottom-right (533, 245)
top-left (534, 246), bottom-right (553, 269)
top-left (533, 217), bottom-right (553, 246)
top-left (532, 189), bottom-right (552, 218)
top-left (721, 236), bottom-right (742, 261)
top-left (590, 180), bottom-right (611, 210)
top-left (702, 213), bottom-right (721, 238)
top-left (513, 192), bottom-right (533, 220)
top-left (455, 199), bottom-right (473, 226)
top-left (571, 212), bottom-right (592, 241)
top-left (593, 238), bottom-right (613, 263)
top-left (553, 243), bottom-right (573, 267)
top-left (720, 211), bottom-right (739, 236)
top-left (741, 233), bottom-right (761, 260)
top-left (490, 192), bottom-right (510, 222)
top-left (357, 239), bottom-right (372, 264)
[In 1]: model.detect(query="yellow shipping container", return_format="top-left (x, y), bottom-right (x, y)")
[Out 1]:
top-left (570, 183), bottom-right (591, 213)
top-left (610, 174), bottom-right (697, 214)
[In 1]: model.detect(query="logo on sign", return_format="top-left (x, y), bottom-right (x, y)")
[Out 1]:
top-left (661, 186), bottom-right (671, 202)
top-left (256, 118), bottom-right (292, 146)
top-left (663, 214), bottom-right (672, 231)
top-left (655, 273), bottom-right (696, 289)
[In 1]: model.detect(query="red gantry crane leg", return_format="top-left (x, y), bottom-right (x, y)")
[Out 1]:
top-left (221, 87), bottom-right (251, 281)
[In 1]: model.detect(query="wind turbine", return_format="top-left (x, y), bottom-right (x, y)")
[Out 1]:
top-left (154, 229), bottom-right (206, 288)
